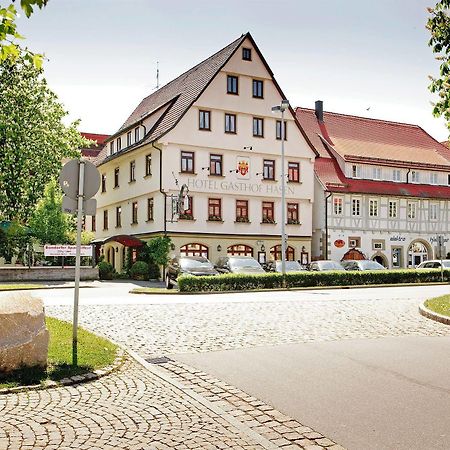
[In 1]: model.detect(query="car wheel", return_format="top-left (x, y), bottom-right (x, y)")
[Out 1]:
top-left (165, 275), bottom-right (173, 290)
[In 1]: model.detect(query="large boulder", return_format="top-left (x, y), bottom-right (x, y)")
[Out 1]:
top-left (0, 294), bottom-right (49, 372)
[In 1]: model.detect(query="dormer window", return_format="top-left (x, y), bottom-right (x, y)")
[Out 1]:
top-left (393, 169), bottom-right (401, 182)
top-left (352, 164), bottom-right (360, 178)
top-left (109, 141), bottom-right (114, 155)
top-left (127, 131), bottom-right (132, 147)
top-left (134, 127), bottom-right (140, 142)
top-left (242, 48), bottom-right (252, 61)
top-left (116, 137), bottom-right (122, 152)
top-left (411, 170), bottom-right (420, 183)
top-left (430, 172), bottom-right (438, 184)
top-left (373, 167), bottom-right (381, 180)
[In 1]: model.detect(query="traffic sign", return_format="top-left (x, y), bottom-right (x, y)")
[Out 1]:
top-left (62, 196), bottom-right (97, 216)
top-left (59, 159), bottom-right (100, 200)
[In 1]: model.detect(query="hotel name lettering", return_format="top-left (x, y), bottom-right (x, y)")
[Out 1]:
top-left (186, 178), bottom-right (295, 195)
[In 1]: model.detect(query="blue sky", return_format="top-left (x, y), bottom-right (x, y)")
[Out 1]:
top-left (17, 0), bottom-right (448, 141)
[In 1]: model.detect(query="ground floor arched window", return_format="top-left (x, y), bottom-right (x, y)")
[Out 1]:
top-left (408, 240), bottom-right (431, 267)
top-left (270, 245), bottom-right (295, 261)
top-left (180, 243), bottom-right (209, 258)
top-left (227, 244), bottom-right (253, 256)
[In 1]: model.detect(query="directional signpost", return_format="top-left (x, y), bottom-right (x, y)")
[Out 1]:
top-left (59, 159), bottom-right (100, 365)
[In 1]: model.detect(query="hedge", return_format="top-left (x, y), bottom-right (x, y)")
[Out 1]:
top-left (177, 269), bottom-right (450, 293)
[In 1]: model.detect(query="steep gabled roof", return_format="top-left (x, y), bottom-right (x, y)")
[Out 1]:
top-left (296, 106), bottom-right (450, 199)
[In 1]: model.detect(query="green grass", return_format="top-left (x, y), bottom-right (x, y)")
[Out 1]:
top-left (0, 284), bottom-right (45, 291)
top-left (0, 317), bottom-right (118, 390)
top-left (425, 295), bottom-right (450, 317)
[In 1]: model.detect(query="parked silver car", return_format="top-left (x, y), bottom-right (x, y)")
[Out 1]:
top-left (416, 259), bottom-right (450, 269)
top-left (341, 260), bottom-right (386, 271)
top-left (308, 260), bottom-right (345, 271)
top-left (215, 256), bottom-right (265, 274)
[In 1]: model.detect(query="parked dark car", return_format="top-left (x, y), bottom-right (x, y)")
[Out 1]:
top-left (341, 260), bottom-right (386, 271)
top-left (166, 256), bottom-right (218, 289)
top-left (308, 260), bottom-right (345, 271)
top-left (265, 260), bottom-right (306, 273)
top-left (215, 256), bottom-right (265, 274)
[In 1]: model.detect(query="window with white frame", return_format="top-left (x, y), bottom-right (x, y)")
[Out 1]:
top-left (410, 170), bottom-right (420, 183)
top-left (393, 169), bottom-right (401, 182)
top-left (430, 173), bottom-right (438, 185)
top-left (430, 203), bottom-right (439, 220)
top-left (333, 196), bottom-right (343, 215)
top-left (352, 164), bottom-right (360, 178)
top-left (373, 167), bottom-right (381, 179)
top-left (407, 202), bottom-right (417, 219)
top-left (369, 199), bottom-right (379, 217)
top-left (389, 200), bottom-right (398, 218)
top-left (352, 198), bottom-right (361, 216)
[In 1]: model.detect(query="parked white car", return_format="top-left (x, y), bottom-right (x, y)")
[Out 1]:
top-left (416, 260), bottom-right (450, 269)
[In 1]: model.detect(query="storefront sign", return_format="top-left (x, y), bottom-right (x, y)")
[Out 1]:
top-left (334, 239), bottom-right (345, 248)
top-left (44, 245), bottom-right (93, 257)
top-left (429, 236), bottom-right (449, 244)
top-left (389, 235), bottom-right (406, 242)
top-left (186, 178), bottom-right (295, 195)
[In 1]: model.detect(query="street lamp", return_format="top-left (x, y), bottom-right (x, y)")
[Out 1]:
top-left (271, 99), bottom-right (290, 284)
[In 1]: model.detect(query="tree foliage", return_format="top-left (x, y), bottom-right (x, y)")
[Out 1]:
top-left (28, 179), bottom-right (73, 245)
top-left (0, 220), bottom-right (30, 263)
top-left (428, 0), bottom-right (450, 132)
top-left (0, 0), bottom-right (47, 66)
top-left (0, 57), bottom-right (90, 222)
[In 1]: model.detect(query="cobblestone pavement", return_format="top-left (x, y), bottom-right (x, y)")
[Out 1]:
top-left (0, 356), bottom-right (342, 450)
top-left (46, 290), bottom-right (450, 358)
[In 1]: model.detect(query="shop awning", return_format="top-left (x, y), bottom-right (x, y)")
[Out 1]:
top-left (91, 235), bottom-right (144, 247)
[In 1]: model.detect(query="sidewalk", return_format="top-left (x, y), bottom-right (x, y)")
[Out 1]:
top-left (0, 353), bottom-right (343, 450)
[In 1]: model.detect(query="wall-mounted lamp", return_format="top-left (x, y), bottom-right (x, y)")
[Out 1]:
top-left (217, 244), bottom-right (222, 252)
top-left (255, 172), bottom-right (263, 177)
top-left (170, 243), bottom-right (176, 250)
top-left (201, 167), bottom-right (210, 171)
top-left (261, 244), bottom-right (265, 252)
top-left (243, 146), bottom-right (253, 151)
top-left (229, 169), bottom-right (238, 173)
top-left (115, 247), bottom-right (119, 253)
top-left (302, 246), bottom-right (306, 252)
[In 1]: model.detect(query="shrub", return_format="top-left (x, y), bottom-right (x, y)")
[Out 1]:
top-left (130, 261), bottom-right (149, 281)
top-left (177, 269), bottom-right (450, 293)
top-left (98, 261), bottom-right (114, 280)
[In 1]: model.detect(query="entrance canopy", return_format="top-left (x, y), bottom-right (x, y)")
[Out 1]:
top-left (91, 235), bottom-right (144, 247)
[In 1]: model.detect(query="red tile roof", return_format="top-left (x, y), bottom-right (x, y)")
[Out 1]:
top-left (81, 132), bottom-right (109, 145)
top-left (296, 107), bottom-right (450, 199)
top-left (80, 132), bottom-right (110, 160)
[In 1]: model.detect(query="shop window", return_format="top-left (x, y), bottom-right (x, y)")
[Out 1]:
top-left (180, 243), bottom-right (209, 258)
top-left (270, 245), bottom-right (295, 261)
top-left (227, 244), bottom-right (253, 256)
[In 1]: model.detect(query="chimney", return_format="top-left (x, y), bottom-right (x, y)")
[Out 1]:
top-left (315, 100), bottom-right (324, 122)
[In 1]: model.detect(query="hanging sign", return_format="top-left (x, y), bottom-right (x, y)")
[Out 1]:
top-left (334, 239), bottom-right (345, 248)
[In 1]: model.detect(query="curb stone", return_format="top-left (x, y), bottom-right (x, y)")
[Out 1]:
top-left (419, 302), bottom-right (450, 325)
top-left (0, 348), bottom-right (125, 395)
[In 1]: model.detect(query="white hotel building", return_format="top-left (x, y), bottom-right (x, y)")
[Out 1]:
top-left (296, 102), bottom-right (450, 268)
top-left (90, 33), bottom-right (317, 272)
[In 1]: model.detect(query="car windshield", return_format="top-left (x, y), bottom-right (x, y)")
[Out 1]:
top-left (276, 261), bottom-right (302, 271)
top-left (319, 261), bottom-right (342, 270)
top-left (229, 258), bottom-right (261, 269)
top-left (180, 258), bottom-right (214, 270)
top-left (359, 261), bottom-right (384, 269)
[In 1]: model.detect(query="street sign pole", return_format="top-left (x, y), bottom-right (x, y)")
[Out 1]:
top-left (73, 161), bottom-right (85, 366)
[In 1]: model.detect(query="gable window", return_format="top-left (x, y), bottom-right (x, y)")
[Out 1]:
top-left (181, 151), bottom-right (195, 173)
top-left (253, 117), bottom-right (264, 137)
top-left (373, 167), bottom-right (381, 179)
top-left (114, 168), bottom-right (119, 188)
top-left (225, 113), bottom-right (236, 133)
top-left (210, 154), bottom-right (223, 176)
top-left (127, 131), bottom-right (132, 147)
top-left (369, 199), bottom-right (379, 217)
top-left (252, 79), bottom-right (263, 99)
top-left (287, 203), bottom-right (299, 224)
top-left (393, 169), bottom-right (401, 182)
top-left (389, 200), bottom-right (398, 218)
top-left (147, 198), bottom-right (154, 221)
top-left (242, 47), bottom-right (252, 61)
top-left (103, 210), bottom-right (108, 230)
top-left (145, 154), bottom-right (152, 176)
top-left (109, 141), bottom-right (114, 155)
top-left (352, 164), bottom-right (360, 178)
top-left (430, 203), bottom-right (438, 220)
top-left (407, 202), bottom-right (417, 219)
top-left (101, 174), bottom-right (106, 193)
top-left (227, 75), bottom-right (238, 95)
top-left (208, 198), bottom-right (222, 221)
top-left (448, 174), bottom-right (450, 185)
top-left (236, 200), bottom-right (249, 222)
top-left (129, 160), bottom-right (136, 182)
top-left (134, 127), bottom-right (140, 142)
top-left (116, 206), bottom-right (122, 228)
top-left (430, 173), bottom-right (438, 184)
top-left (199, 110), bottom-right (211, 130)
top-left (352, 198), bottom-right (361, 216)
top-left (288, 162), bottom-right (300, 182)
top-left (132, 201), bottom-right (138, 224)
top-left (263, 159), bottom-right (275, 180)
top-left (262, 201), bottom-right (275, 223)
top-left (116, 137), bottom-right (122, 152)
top-left (91, 216), bottom-right (96, 232)
top-left (410, 170), bottom-right (420, 183)
top-left (276, 120), bottom-right (287, 140)
top-left (333, 196), bottom-right (343, 215)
